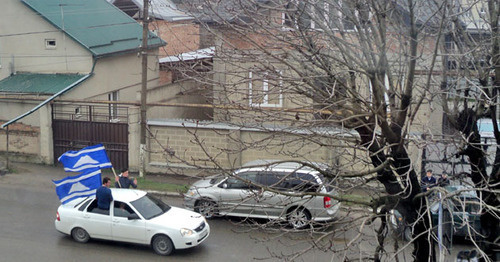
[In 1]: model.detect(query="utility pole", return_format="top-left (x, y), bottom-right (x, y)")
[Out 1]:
top-left (139, 0), bottom-right (149, 178)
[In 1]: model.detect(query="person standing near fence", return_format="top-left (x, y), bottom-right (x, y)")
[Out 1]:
top-left (115, 168), bottom-right (137, 189)
top-left (421, 170), bottom-right (437, 192)
top-left (438, 173), bottom-right (450, 186)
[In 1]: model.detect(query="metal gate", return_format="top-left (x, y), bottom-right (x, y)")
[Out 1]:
top-left (52, 103), bottom-right (129, 171)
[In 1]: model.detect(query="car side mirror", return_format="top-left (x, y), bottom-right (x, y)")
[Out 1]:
top-left (219, 182), bottom-right (228, 189)
top-left (127, 213), bottom-right (140, 220)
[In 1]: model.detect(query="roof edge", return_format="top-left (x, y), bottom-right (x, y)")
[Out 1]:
top-left (1, 74), bottom-right (92, 128)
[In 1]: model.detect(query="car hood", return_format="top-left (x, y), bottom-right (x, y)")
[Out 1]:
top-left (191, 175), bottom-right (223, 188)
top-left (151, 206), bottom-right (205, 229)
top-left (191, 179), bottom-right (214, 188)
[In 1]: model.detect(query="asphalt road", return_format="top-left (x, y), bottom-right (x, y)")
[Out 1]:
top-left (0, 162), bottom-right (476, 261)
top-left (0, 162), bottom-right (342, 262)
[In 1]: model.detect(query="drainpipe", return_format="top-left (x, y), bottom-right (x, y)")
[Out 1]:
top-left (6, 126), bottom-right (9, 171)
top-left (1, 73), bottom-right (92, 129)
top-left (1, 61), bottom-right (95, 169)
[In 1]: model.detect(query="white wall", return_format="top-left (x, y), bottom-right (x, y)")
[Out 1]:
top-left (0, 0), bottom-right (93, 79)
top-left (63, 52), bottom-right (161, 103)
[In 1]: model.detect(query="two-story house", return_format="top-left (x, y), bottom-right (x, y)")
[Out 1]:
top-left (108, 0), bottom-right (214, 121)
top-left (0, 0), bottom-right (165, 169)
top-left (141, 0), bottom-right (448, 172)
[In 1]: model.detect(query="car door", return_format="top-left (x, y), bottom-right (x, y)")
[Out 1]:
top-left (255, 172), bottom-right (290, 217)
top-left (111, 201), bottom-right (147, 244)
top-left (81, 200), bottom-right (112, 240)
top-left (260, 172), bottom-right (320, 218)
top-left (217, 172), bottom-right (259, 216)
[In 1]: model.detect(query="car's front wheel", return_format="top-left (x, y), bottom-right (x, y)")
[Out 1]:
top-left (152, 235), bottom-right (174, 256)
top-left (195, 199), bottom-right (217, 219)
top-left (287, 207), bottom-right (311, 229)
top-left (71, 227), bottom-right (90, 243)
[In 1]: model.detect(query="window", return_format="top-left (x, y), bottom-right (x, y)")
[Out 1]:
top-left (87, 200), bottom-right (110, 215)
top-left (282, 0), bottom-right (363, 31)
top-left (329, 0), bottom-right (356, 31)
top-left (131, 194), bottom-right (171, 220)
top-left (45, 39), bottom-right (56, 49)
top-left (108, 91), bottom-right (119, 121)
top-left (446, 77), bottom-right (482, 100)
top-left (285, 172), bottom-right (320, 192)
top-left (78, 199), bottom-right (93, 211)
top-left (259, 172), bottom-right (287, 191)
top-left (249, 71), bottom-right (283, 107)
top-left (113, 201), bottom-right (136, 218)
top-left (226, 172), bottom-right (259, 189)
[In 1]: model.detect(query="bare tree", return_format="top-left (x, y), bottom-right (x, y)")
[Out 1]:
top-left (438, 0), bottom-right (500, 261)
top-left (153, 0), bottom-right (499, 261)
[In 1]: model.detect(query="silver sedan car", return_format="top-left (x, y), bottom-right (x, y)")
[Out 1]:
top-left (184, 161), bottom-right (339, 229)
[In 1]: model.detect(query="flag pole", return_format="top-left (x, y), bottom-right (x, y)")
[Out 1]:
top-left (112, 167), bottom-right (122, 188)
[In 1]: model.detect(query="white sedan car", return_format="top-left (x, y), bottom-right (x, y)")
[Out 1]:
top-left (55, 188), bottom-right (209, 255)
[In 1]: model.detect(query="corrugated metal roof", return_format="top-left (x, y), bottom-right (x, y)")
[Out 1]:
top-left (107, 0), bottom-right (193, 21)
top-left (172, 0), bottom-right (270, 23)
top-left (159, 47), bottom-right (214, 63)
top-left (0, 73), bottom-right (87, 95)
top-left (22, 0), bottom-right (165, 57)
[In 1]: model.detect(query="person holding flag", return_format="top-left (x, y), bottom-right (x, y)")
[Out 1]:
top-left (53, 144), bottom-right (120, 204)
top-left (115, 168), bottom-right (137, 189)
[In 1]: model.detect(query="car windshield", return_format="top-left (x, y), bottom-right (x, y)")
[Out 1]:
top-left (130, 194), bottom-right (171, 220)
top-left (209, 175), bottom-right (225, 184)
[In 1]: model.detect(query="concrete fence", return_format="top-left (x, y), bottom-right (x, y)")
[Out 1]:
top-left (0, 123), bottom-right (41, 163)
top-left (146, 119), bottom-right (343, 174)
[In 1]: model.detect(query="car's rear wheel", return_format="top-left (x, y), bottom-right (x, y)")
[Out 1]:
top-left (71, 227), bottom-right (90, 243)
top-left (152, 235), bottom-right (174, 256)
top-left (195, 199), bottom-right (217, 219)
top-left (287, 207), bottom-right (311, 229)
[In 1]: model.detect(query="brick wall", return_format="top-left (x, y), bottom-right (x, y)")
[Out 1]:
top-left (159, 70), bottom-right (173, 84)
top-left (0, 122), bottom-right (41, 162)
top-left (146, 122), bottom-right (342, 172)
top-left (151, 20), bottom-right (200, 57)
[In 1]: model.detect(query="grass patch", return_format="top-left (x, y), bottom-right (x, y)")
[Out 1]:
top-left (339, 194), bottom-right (373, 207)
top-left (100, 170), bottom-right (190, 193)
top-left (136, 177), bottom-right (189, 193)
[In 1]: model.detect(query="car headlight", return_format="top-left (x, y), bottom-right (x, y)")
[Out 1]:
top-left (180, 228), bottom-right (194, 237)
top-left (186, 188), bottom-right (199, 197)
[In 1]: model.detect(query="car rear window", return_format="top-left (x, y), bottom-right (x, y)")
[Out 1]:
top-left (78, 199), bottom-right (93, 211)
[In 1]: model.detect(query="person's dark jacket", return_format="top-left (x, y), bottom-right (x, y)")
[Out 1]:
top-left (115, 176), bottom-right (137, 189)
top-left (96, 186), bottom-right (113, 210)
top-left (421, 176), bottom-right (437, 191)
top-left (438, 177), bottom-right (450, 186)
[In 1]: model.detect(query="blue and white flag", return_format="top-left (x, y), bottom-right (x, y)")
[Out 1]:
top-left (58, 144), bottom-right (112, 172)
top-left (53, 169), bottom-right (102, 204)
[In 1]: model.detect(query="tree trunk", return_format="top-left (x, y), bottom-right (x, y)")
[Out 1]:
top-left (458, 109), bottom-right (500, 261)
top-left (356, 125), bottom-right (434, 261)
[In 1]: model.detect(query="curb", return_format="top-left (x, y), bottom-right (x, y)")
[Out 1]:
top-left (146, 189), bottom-right (184, 198)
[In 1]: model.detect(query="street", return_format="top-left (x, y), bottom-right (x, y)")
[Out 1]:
top-left (0, 162), bottom-right (476, 261)
top-left (0, 163), bottom-right (341, 262)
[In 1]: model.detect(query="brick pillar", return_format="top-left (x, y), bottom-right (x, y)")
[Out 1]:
top-left (128, 106), bottom-right (141, 173)
top-left (39, 104), bottom-right (53, 164)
